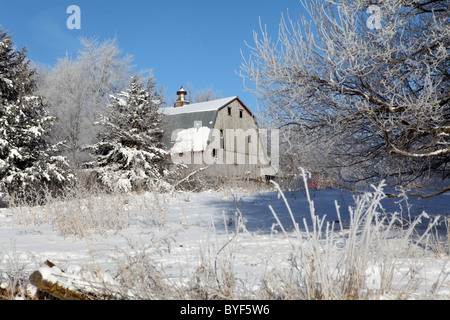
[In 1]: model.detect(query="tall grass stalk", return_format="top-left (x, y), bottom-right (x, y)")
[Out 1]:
top-left (264, 168), bottom-right (445, 300)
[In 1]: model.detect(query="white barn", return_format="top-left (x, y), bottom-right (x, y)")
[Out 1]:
top-left (162, 87), bottom-right (278, 181)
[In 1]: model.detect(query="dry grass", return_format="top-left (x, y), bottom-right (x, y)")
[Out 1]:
top-left (256, 169), bottom-right (448, 300)
top-left (1, 171), bottom-right (448, 300)
top-left (8, 186), bottom-right (168, 241)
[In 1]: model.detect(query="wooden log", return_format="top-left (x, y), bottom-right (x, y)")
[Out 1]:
top-left (29, 270), bottom-right (87, 300)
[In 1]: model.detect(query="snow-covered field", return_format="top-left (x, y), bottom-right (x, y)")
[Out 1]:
top-left (0, 183), bottom-right (449, 300)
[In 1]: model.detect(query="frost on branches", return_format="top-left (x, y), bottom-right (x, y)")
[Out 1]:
top-left (0, 29), bottom-right (74, 200)
top-left (84, 75), bottom-right (170, 193)
top-left (36, 37), bottom-right (134, 169)
top-left (241, 0), bottom-right (449, 190)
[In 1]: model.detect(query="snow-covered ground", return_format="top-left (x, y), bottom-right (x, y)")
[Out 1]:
top-left (0, 184), bottom-right (448, 300)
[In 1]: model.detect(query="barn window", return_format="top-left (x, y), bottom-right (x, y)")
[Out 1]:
top-left (228, 107), bottom-right (231, 116)
top-left (239, 110), bottom-right (243, 118)
top-left (220, 130), bottom-right (224, 149)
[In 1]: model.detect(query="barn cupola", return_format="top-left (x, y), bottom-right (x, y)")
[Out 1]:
top-left (174, 86), bottom-right (190, 108)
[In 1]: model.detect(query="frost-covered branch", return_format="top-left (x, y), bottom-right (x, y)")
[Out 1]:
top-left (240, 0), bottom-right (450, 188)
top-left (36, 37), bottom-right (134, 169)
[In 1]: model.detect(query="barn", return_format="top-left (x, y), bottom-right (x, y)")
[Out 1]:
top-left (161, 87), bottom-right (278, 181)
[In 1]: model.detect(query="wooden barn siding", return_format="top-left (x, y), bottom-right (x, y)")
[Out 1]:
top-left (208, 100), bottom-right (268, 180)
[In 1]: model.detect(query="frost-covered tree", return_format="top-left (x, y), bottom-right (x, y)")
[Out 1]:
top-left (0, 29), bottom-right (74, 200)
top-left (186, 84), bottom-right (223, 103)
top-left (84, 74), bottom-right (169, 193)
top-left (241, 0), bottom-right (449, 192)
top-left (37, 37), bottom-right (133, 169)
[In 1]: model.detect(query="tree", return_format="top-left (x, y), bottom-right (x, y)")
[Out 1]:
top-left (241, 0), bottom-right (449, 193)
top-left (84, 74), bottom-right (169, 193)
top-left (0, 29), bottom-right (74, 200)
top-left (186, 84), bottom-right (223, 103)
top-left (37, 37), bottom-right (133, 169)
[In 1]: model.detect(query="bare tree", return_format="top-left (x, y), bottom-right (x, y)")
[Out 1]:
top-left (37, 37), bottom-right (134, 169)
top-left (186, 83), bottom-right (223, 103)
top-left (241, 0), bottom-right (449, 192)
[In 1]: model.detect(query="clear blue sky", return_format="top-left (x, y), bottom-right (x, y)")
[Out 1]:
top-left (0, 0), bottom-right (303, 111)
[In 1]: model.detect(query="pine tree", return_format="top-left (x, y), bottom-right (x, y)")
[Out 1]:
top-left (0, 29), bottom-right (74, 201)
top-left (85, 74), bottom-right (169, 193)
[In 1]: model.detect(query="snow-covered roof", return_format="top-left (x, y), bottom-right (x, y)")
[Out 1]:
top-left (162, 96), bottom-right (238, 115)
top-left (177, 86), bottom-right (187, 94)
top-left (160, 96), bottom-right (253, 150)
top-left (170, 126), bottom-right (211, 154)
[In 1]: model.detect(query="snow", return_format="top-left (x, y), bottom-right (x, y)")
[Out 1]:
top-left (2, 78), bottom-right (13, 88)
top-left (36, 264), bottom-right (121, 298)
top-left (0, 138), bottom-right (7, 147)
top-left (0, 186), bottom-right (448, 300)
top-left (26, 126), bottom-right (42, 138)
top-left (9, 148), bottom-right (22, 160)
top-left (117, 98), bottom-right (127, 107)
top-left (21, 95), bottom-right (40, 102)
top-left (170, 126), bottom-right (211, 153)
top-left (162, 96), bottom-right (237, 115)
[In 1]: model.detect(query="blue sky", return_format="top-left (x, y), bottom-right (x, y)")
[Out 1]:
top-left (0, 0), bottom-right (303, 112)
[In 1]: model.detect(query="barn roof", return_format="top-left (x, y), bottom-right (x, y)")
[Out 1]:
top-left (162, 96), bottom-right (239, 115)
top-left (161, 96), bottom-right (244, 150)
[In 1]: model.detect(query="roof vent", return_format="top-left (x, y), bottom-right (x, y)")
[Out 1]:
top-left (174, 86), bottom-right (190, 108)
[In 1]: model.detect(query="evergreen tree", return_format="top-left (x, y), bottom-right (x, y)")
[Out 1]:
top-left (0, 28), bottom-right (74, 200)
top-left (85, 74), bottom-right (169, 193)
